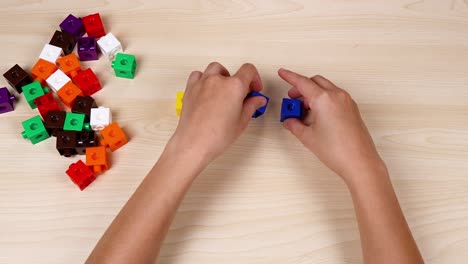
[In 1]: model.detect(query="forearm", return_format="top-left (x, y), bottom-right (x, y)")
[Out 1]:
top-left (86, 138), bottom-right (208, 264)
top-left (345, 164), bottom-right (424, 264)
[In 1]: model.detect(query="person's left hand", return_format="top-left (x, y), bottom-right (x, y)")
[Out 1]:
top-left (171, 62), bottom-right (267, 163)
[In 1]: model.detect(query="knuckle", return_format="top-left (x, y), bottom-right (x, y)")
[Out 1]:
top-left (229, 76), bottom-right (244, 87)
top-left (207, 61), bottom-right (222, 68)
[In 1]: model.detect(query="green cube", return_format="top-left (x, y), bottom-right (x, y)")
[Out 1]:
top-left (64, 112), bottom-right (89, 131)
top-left (22, 81), bottom-right (49, 109)
top-left (111, 53), bottom-right (137, 79)
top-left (21, 115), bottom-right (50, 144)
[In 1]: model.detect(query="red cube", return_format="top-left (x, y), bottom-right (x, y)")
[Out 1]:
top-left (72, 68), bottom-right (102, 96)
top-left (82, 13), bottom-right (105, 38)
top-left (66, 160), bottom-right (96, 190)
top-left (34, 92), bottom-right (60, 119)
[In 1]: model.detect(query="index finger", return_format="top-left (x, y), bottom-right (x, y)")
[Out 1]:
top-left (278, 68), bottom-right (324, 100)
top-left (233, 63), bottom-right (263, 94)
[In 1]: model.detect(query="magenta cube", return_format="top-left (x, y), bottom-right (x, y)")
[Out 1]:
top-left (60, 14), bottom-right (85, 39)
top-left (77, 37), bottom-right (99, 61)
top-left (0, 87), bottom-right (16, 114)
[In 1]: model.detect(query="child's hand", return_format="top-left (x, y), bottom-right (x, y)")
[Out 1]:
top-left (172, 62), bottom-right (267, 163)
top-left (279, 68), bottom-right (385, 183)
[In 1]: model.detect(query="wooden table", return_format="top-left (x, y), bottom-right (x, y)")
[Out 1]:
top-left (1, 1), bottom-right (467, 263)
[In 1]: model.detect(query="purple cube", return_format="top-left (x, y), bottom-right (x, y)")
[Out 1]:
top-left (59, 14), bottom-right (85, 39)
top-left (77, 37), bottom-right (99, 61)
top-left (0, 87), bottom-right (16, 114)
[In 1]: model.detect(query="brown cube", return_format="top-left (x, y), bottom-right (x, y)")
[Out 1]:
top-left (3, 64), bottom-right (33, 93)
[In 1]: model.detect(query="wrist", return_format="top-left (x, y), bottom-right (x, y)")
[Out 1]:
top-left (163, 133), bottom-right (211, 175)
top-left (343, 160), bottom-right (390, 192)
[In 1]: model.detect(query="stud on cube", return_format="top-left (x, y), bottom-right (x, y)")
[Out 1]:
top-left (49, 30), bottom-right (76, 55)
top-left (82, 13), bottom-right (106, 38)
top-left (77, 37), bottom-right (98, 61)
top-left (111, 53), bottom-right (136, 79)
top-left (59, 14), bottom-right (85, 39)
top-left (97, 33), bottom-right (122, 61)
top-left (30, 59), bottom-right (58, 86)
top-left (57, 82), bottom-right (83, 108)
top-left (35, 92), bottom-right (60, 119)
top-left (56, 130), bottom-right (78, 157)
top-left (90, 107), bottom-right (111, 131)
top-left (22, 81), bottom-right (49, 109)
top-left (44, 110), bottom-right (66, 137)
top-left (72, 68), bottom-right (102, 96)
top-left (280, 98), bottom-right (303, 122)
top-left (66, 160), bottom-right (96, 191)
top-left (175, 92), bottom-right (184, 116)
top-left (39, 44), bottom-right (63, 64)
top-left (247, 92), bottom-right (269, 118)
top-left (86, 146), bottom-right (109, 175)
top-left (72, 95), bottom-right (97, 119)
top-left (100, 122), bottom-right (128, 152)
top-left (64, 112), bottom-right (89, 131)
top-left (0, 87), bottom-right (16, 114)
top-left (76, 131), bottom-right (97, 155)
top-left (3, 64), bottom-right (33, 93)
top-left (46, 69), bottom-right (71, 93)
top-left (21, 115), bottom-right (50, 144)
top-left (57, 53), bottom-right (81, 78)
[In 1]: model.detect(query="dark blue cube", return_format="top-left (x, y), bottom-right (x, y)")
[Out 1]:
top-left (247, 91), bottom-right (269, 118)
top-left (60, 14), bottom-right (85, 39)
top-left (280, 98), bottom-right (303, 122)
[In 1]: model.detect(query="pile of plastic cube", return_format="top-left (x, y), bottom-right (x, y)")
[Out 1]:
top-left (1, 13), bottom-right (137, 190)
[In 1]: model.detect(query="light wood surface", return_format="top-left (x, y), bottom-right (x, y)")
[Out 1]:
top-left (1, 1), bottom-right (468, 263)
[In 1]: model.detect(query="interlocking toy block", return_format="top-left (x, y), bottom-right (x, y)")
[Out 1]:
top-left (22, 81), bottom-right (49, 109)
top-left (97, 33), bottom-right (122, 61)
top-left (39, 44), bottom-right (63, 64)
top-left (0, 87), bottom-right (16, 114)
top-left (86, 146), bottom-right (108, 174)
top-left (64, 112), bottom-right (89, 131)
top-left (49, 30), bottom-right (76, 55)
top-left (72, 68), bottom-right (101, 96)
top-left (82, 13), bottom-right (105, 38)
top-left (72, 96), bottom-right (97, 118)
top-left (175, 92), bottom-right (183, 116)
top-left (57, 53), bottom-right (81, 78)
top-left (57, 82), bottom-right (83, 108)
top-left (21, 115), bottom-right (50, 144)
top-left (30, 59), bottom-right (58, 86)
top-left (247, 92), bottom-right (269, 118)
top-left (35, 92), bottom-right (60, 119)
top-left (90, 107), bottom-right (111, 130)
top-left (56, 130), bottom-right (78, 157)
top-left (44, 110), bottom-right (66, 137)
top-left (3, 64), bottom-right (33, 93)
top-left (111, 53), bottom-right (136, 79)
top-left (77, 37), bottom-right (98, 61)
top-left (100, 122), bottom-right (128, 152)
top-left (66, 160), bottom-right (96, 191)
top-left (76, 131), bottom-right (97, 155)
top-left (280, 98), bottom-right (303, 122)
top-left (59, 14), bottom-right (85, 39)
top-left (46, 69), bottom-right (71, 92)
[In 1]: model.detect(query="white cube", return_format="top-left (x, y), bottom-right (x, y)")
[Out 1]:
top-left (39, 44), bottom-right (63, 63)
top-left (46, 69), bottom-right (71, 92)
top-left (97, 33), bottom-right (123, 61)
top-left (90, 107), bottom-right (112, 131)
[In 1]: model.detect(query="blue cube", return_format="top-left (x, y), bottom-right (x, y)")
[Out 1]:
top-left (247, 91), bottom-right (269, 118)
top-left (280, 98), bottom-right (303, 122)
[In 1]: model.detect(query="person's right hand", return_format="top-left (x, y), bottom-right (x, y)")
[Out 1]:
top-left (278, 68), bottom-right (386, 184)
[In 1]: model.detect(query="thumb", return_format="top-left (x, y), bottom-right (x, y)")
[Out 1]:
top-left (242, 96), bottom-right (267, 123)
top-left (283, 118), bottom-right (309, 141)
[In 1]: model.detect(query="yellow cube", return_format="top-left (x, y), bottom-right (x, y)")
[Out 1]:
top-left (176, 91), bottom-right (184, 116)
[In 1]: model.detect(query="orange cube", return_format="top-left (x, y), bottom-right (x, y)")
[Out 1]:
top-left (85, 146), bottom-right (108, 175)
top-left (57, 81), bottom-right (83, 108)
top-left (100, 122), bottom-right (128, 152)
top-left (30, 59), bottom-right (58, 86)
top-left (57, 53), bottom-right (81, 78)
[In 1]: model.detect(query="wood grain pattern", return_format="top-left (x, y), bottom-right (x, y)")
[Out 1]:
top-left (0, 1), bottom-right (467, 263)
